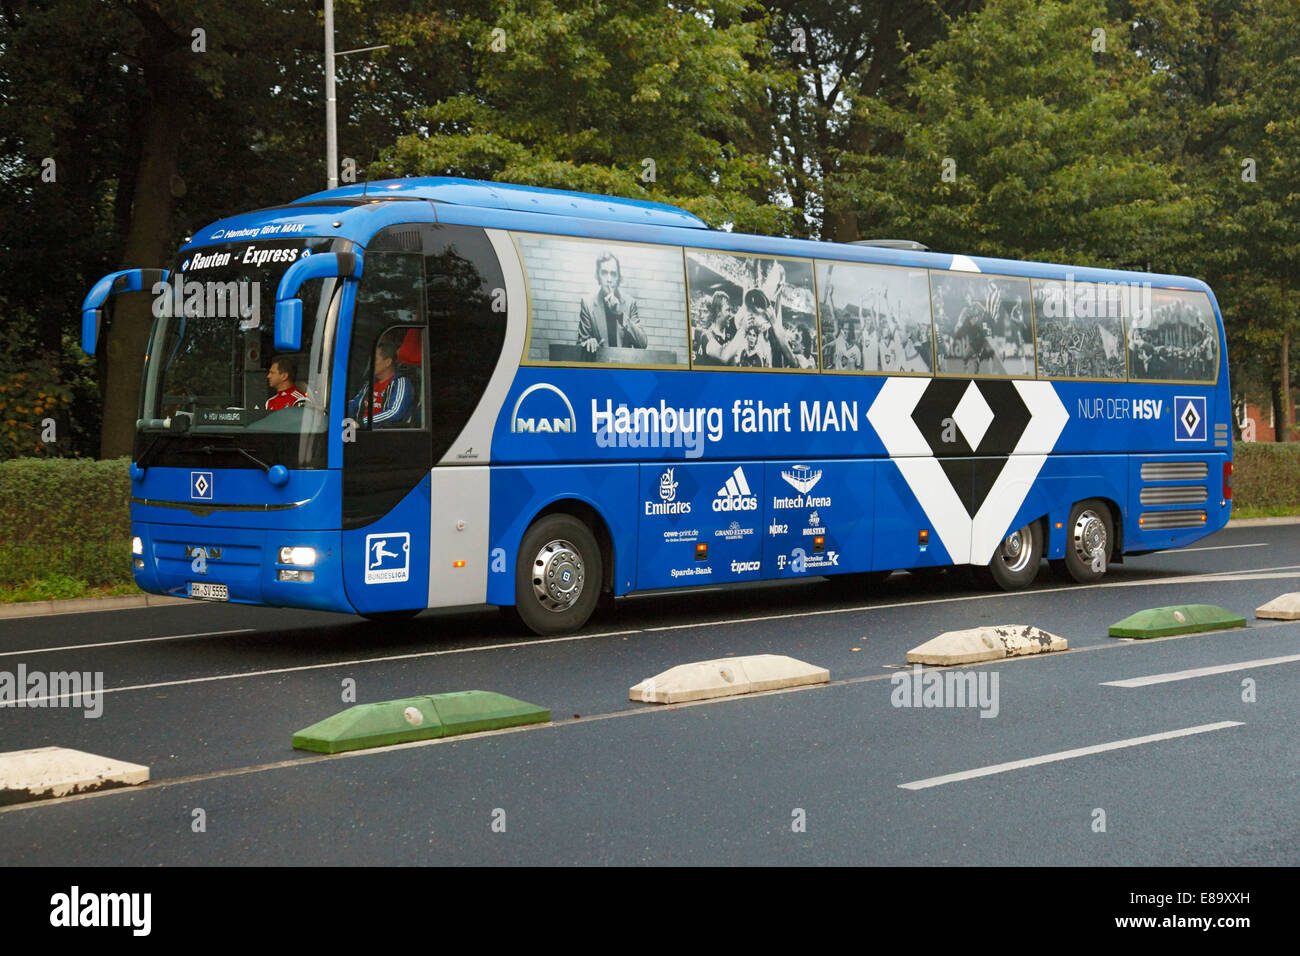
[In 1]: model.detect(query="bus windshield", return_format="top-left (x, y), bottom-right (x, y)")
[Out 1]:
top-left (138, 237), bottom-right (346, 448)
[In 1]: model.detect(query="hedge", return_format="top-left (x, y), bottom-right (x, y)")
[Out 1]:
top-left (0, 445), bottom-right (1297, 590)
top-left (0, 457), bottom-right (133, 588)
top-left (1232, 442), bottom-right (1300, 511)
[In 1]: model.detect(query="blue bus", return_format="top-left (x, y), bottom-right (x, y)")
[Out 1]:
top-left (81, 177), bottom-right (1232, 635)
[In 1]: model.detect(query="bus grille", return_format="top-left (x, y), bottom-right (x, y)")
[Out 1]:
top-left (1140, 461), bottom-right (1208, 481)
top-left (1140, 486), bottom-right (1208, 505)
top-left (1139, 510), bottom-right (1207, 530)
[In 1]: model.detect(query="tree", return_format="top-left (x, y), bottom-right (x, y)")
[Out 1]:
top-left (374, 0), bottom-right (794, 235)
top-left (836, 0), bottom-right (1193, 268)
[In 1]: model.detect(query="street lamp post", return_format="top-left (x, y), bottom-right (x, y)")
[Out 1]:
top-left (324, 0), bottom-right (390, 189)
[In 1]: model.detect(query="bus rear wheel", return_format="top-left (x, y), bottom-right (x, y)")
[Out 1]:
top-left (515, 514), bottom-right (603, 636)
top-left (984, 521), bottom-right (1042, 591)
top-left (1053, 500), bottom-right (1113, 583)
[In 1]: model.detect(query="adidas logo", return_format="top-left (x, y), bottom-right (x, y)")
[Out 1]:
top-left (713, 466), bottom-right (758, 512)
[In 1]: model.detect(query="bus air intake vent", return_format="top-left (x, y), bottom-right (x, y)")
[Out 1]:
top-left (1140, 486), bottom-right (1208, 505)
top-left (1141, 461), bottom-right (1208, 481)
top-left (1139, 510), bottom-right (1207, 530)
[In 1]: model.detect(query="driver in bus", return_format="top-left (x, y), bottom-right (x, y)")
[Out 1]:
top-left (265, 355), bottom-right (307, 410)
top-left (347, 338), bottom-right (412, 427)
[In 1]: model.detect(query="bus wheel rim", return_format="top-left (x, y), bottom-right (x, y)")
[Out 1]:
top-left (1000, 525), bottom-right (1032, 573)
top-left (532, 538), bottom-right (584, 611)
top-left (1072, 511), bottom-right (1106, 563)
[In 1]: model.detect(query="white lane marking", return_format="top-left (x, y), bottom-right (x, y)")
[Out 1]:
top-left (6, 563), bottom-right (1297, 703)
top-left (1102, 654), bottom-right (1300, 688)
top-left (4, 629), bottom-right (644, 707)
top-left (899, 721), bottom-right (1244, 790)
top-left (645, 565), bottom-right (1300, 632)
top-left (1177, 543), bottom-right (1269, 553)
top-left (0, 629), bottom-right (256, 659)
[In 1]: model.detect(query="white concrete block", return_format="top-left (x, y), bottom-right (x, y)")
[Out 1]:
top-left (907, 625), bottom-right (1067, 665)
top-left (0, 747), bottom-right (149, 805)
top-left (1256, 593), bottom-right (1300, 620)
top-left (631, 654), bottom-right (829, 704)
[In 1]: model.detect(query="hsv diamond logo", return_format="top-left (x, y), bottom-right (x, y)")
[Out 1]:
top-left (365, 532), bottom-right (410, 584)
top-left (190, 471), bottom-right (213, 500)
top-left (1174, 396), bottom-right (1206, 442)
top-left (867, 378), bottom-right (1069, 565)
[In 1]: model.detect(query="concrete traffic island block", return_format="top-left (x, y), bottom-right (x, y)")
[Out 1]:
top-left (1256, 593), bottom-right (1300, 621)
top-left (630, 654), bottom-right (829, 704)
top-left (906, 625), bottom-right (1067, 665)
top-left (1109, 604), bottom-right (1247, 639)
top-left (292, 691), bottom-right (550, 754)
top-left (0, 747), bottom-right (149, 806)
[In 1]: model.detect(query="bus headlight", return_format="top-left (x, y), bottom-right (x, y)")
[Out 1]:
top-left (278, 546), bottom-right (317, 566)
top-left (132, 536), bottom-right (143, 556)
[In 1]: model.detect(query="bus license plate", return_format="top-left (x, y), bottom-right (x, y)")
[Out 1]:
top-left (188, 581), bottom-right (228, 601)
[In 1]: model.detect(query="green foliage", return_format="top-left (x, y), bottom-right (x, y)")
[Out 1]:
top-left (375, 0), bottom-right (795, 234)
top-left (0, 457), bottom-right (133, 587)
top-left (1232, 442), bottom-right (1300, 512)
top-left (839, 0), bottom-right (1192, 267)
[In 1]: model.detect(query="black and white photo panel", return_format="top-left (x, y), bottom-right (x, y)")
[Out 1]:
top-left (1032, 278), bottom-right (1127, 380)
top-left (517, 234), bottom-right (689, 366)
top-left (686, 250), bottom-right (817, 370)
top-left (816, 261), bottom-right (933, 373)
top-left (931, 272), bottom-right (1035, 376)
top-left (1127, 288), bottom-right (1219, 383)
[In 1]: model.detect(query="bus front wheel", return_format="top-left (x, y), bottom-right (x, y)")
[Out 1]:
top-left (1052, 500), bottom-right (1113, 583)
top-left (985, 521), bottom-right (1042, 591)
top-left (515, 514), bottom-right (603, 636)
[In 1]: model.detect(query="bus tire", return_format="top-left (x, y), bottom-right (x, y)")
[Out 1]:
top-left (515, 514), bottom-right (603, 636)
top-left (985, 521), bottom-right (1042, 591)
top-left (1062, 500), bottom-right (1113, 583)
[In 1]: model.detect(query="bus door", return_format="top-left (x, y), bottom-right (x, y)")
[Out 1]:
top-left (341, 244), bottom-right (433, 614)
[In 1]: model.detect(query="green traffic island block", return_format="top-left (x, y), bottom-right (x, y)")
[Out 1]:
top-left (293, 691), bottom-right (548, 759)
top-left (1109, 604), bottom-right (1247, 639)
top-left (292, 691), bottom-right (550, 754)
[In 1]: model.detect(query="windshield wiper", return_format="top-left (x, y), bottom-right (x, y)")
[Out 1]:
top-left (198, 443), bottom-right (272, 473)
top-left (135, 414), bottom-right (190, 470)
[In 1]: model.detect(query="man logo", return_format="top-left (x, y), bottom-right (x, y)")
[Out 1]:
top-left (510, 383), bottom-right (576, 434)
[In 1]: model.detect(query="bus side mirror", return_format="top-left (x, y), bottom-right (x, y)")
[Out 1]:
top-left (81, 308), bottom-right (103, 356)
top-left (274, 299), bottom-right (303, 352)
top-left (78, 267), bottom-right (170, 356)
top-left (273, 251), bottom-right (363, 354)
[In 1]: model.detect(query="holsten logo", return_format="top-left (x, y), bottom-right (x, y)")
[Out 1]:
top-left (646, 467), bottom-right (691, 516)
top-left (511, 383), bottom-right (576, 434)
top-left (713, 466), bottom-right (758, 512)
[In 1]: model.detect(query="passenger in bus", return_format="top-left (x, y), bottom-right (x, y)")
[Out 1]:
top-left (347, 339), bottom-right (412, 426)
top-left (265, 355), bottom-right (307, 410)
top-left (576, 250), bottom-right (647, 355)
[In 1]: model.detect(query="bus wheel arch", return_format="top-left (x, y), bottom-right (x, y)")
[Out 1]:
top-left (514, 501), bottom-right (612, 635)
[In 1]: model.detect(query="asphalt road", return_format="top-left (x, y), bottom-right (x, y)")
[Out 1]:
top-left (1, 522), bottom-right (1298, 866)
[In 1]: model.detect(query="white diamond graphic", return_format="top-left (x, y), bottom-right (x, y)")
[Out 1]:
top-left (952, 381), bottom-right (995, 450)
top-left (195, 475), bottom-right (208, 496)
top-left (1182, 403), bottom-right (1200, 434)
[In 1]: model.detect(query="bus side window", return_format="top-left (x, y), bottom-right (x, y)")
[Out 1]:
top-left (347, 247), bottom-right (426, 430)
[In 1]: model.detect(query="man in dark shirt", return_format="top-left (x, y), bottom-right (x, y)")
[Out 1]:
top-left (576, 250), bottom-right (647, 356)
